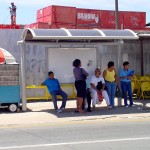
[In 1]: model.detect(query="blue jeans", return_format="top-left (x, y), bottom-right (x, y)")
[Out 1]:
top-left (121, 82), bottom-right (133, 106)
top-left (105, 82), bottom-right (116, 108)
top-left (50, 90), bottom-right (68, 110)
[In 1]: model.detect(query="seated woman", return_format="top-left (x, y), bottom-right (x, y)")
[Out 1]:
top-left (90, 68), bottom-right (112, 109)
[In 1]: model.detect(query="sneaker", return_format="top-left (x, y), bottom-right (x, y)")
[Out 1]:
top-left (130, 104), bottom-right (135, 107)
top-left (60, 107), bottom-right (65, 111)
top-left (125, 105), bottom-right (128, 108)
top-left (107, 105), bottom-right (113, 109)
top-left (56, 109), bottom-right (62, 113)
top-left (87, 108), bottom-right (92, 112)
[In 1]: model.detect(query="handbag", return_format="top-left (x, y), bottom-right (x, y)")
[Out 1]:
top-left (115, 85), bottom-right (123, 98)
top-left (96, 81), bottom-right (107, 91)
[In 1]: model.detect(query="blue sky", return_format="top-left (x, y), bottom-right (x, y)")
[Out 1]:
top-left (0, 0), bottom-right (150, 25)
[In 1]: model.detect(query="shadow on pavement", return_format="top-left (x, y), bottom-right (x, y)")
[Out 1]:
top-left (0, 99), bottom-right (150, 119)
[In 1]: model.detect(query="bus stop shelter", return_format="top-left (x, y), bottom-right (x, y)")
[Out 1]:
top-left (17, 28), bottom-right (138, 111)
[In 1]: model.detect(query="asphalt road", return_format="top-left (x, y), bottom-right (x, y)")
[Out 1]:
top-left (0, 119), bottom-right (150, 150)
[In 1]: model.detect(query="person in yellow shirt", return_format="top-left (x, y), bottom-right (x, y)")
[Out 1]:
top-left (103, 61), bottom-right (118, 108)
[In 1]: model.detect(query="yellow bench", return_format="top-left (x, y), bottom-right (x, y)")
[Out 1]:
top-left (26, 84), bottom-right (76, 100)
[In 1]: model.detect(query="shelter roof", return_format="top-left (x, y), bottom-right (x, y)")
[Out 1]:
top-left (20, 28), bottom-right (139, 43)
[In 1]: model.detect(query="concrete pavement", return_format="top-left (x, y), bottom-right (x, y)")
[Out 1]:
top-left (0, 98), bottom-right (150, 127)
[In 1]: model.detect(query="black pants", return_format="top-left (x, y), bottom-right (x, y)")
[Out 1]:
top-left (86, 89), bottom-right (92, 110)
top-left (82, 89), bottom-right (91, 110)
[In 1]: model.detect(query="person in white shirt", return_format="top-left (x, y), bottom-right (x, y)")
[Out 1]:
top-left (90, 68), bottom-right (111, 109)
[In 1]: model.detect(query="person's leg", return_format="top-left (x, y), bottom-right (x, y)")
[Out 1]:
top-left (102, 90), bottom-right (110, 106)
top-left (50, 91), bottom-right (58, 110)
top-left (105, 82), bottom-right (112, 106)
top-left (81, 81), bottom-right (86, 110)
top-left (127, 82), bottom-right (133, 106)
top-left (11, 15), bottom-right (13, 25)
top-left (78, 97), bottom-right (84, 113)
top-left (91, 89), bottom-right (98, 107)
top-left (111, 82), bottom-right (116, 108)
top-left (86, 90), bottom-right (92, 112)
top-left (57, 90), bottom-right (68, 109)
top-left (121, 82), bottom-right (128, 106)
top-left (82, 98), bottom-right (85, 110)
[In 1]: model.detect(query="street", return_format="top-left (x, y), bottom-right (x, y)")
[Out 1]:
top-left (0, 119), bottom-right (150, 150)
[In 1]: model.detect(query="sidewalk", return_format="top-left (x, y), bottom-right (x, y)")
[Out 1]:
top-left (0, 99), bottom-right (150, 127)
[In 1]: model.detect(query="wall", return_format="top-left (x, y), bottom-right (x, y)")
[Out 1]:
top-left (47, 48), bottom-right (97, 83)
top-left (143, 40), bottom-right (150, 75)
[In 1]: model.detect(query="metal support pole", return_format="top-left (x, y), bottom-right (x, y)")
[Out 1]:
top-left (140, 39), bottom-right (144, 76)
top-left (117, 42), bottom-right (122, 106)
top-left (115, 0), bottom-right (119, 29)
top-left (20, 43), bottom-right (27, 111)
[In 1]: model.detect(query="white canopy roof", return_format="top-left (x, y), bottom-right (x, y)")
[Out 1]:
top-left (20, 28), bottom-right (139, 43)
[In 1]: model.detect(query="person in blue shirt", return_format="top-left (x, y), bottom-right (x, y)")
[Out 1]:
top-left (42, 71), bottom-right (67, 113)
top-left (119, 62), bottom-right (134, 107)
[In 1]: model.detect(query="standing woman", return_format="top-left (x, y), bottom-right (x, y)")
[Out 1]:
top-left (73, 59), bottom-right (88, 113)
top-left (103, 61), bottom-right (118, 108)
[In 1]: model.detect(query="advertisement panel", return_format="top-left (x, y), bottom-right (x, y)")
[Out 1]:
top-left (76, 8), bottom-right (100, 26)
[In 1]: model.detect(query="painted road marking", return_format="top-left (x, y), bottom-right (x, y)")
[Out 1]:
top-left (0, 137), bottom-right (150, 149)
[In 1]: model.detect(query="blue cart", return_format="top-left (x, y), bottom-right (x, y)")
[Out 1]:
top-left (0, 64), bottom-right (20, 112)
top-left (0, 85), bottom-right (20, 112)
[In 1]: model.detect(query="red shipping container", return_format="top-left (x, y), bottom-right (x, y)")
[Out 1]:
top-left (75, 25), bottom-right (100, 29)
top-left (24, 24), bottom-right (31, 29)
top-left (75, 26), bottom-right (90, 29)
top-left (88, 26), bottom-right (101, 29)
top-left (27, 22), bottom-right (50, 29)
top-left (43, 15), bottom-right (51, 23)
top-left (1, 24), bottom-right (12, 29)
top-left (100, 10), bottom-right (124, 29)
top-left (37, 9), bottom-right (44, 19)
top-left (76, 8), bottom-right (100, 26)
top-left (37, 17), bottom-right (44, 22)
top-left (49, 23), bottom-right (75, 29)
top-left (11, 25), bottom-right (19, 29)
top-left (41, 5), bottom-right (76, 24)
top-left (123, 11), bottom-right (146, 29)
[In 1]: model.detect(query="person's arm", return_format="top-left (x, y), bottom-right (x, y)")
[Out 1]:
top-left (41, 79), bottom-right (46, 86)
top-left (101, 83), bottom-right (105, 91)
top-left (114, 69), bottom-right (119, 85)
top-left (119, 70), bottom-right (132, 80)
top-left (100, 77), bottom-right (105, 91)
top-left (90, 83), bottom-right (99, 92)
top-left (82, 68), bottom-right (89, 77)
top-left (41, 82), bottom-right (45, 85)
top-left (56, 79), bottom-right (61, 90)
top-left (103, 70), bottom-right (107, 78)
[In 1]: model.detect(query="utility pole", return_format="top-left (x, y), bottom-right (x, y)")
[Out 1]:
top-left (115, 0), bottom-right (119, 29)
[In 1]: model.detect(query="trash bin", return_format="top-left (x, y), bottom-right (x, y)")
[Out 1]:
top-left (0, 64), bottom-right (20, 112)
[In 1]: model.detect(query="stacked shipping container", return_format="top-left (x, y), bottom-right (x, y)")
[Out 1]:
top-left (0, 24), bottom-right (23, 29)
top-left (25, 5), bottom-right (146, 30)
top-left (100, 10), bottom-right (124, 29)
top-left (123, 11), bottom-right (146, 29)
top-left (30, 5), bottom-right (76, 29)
